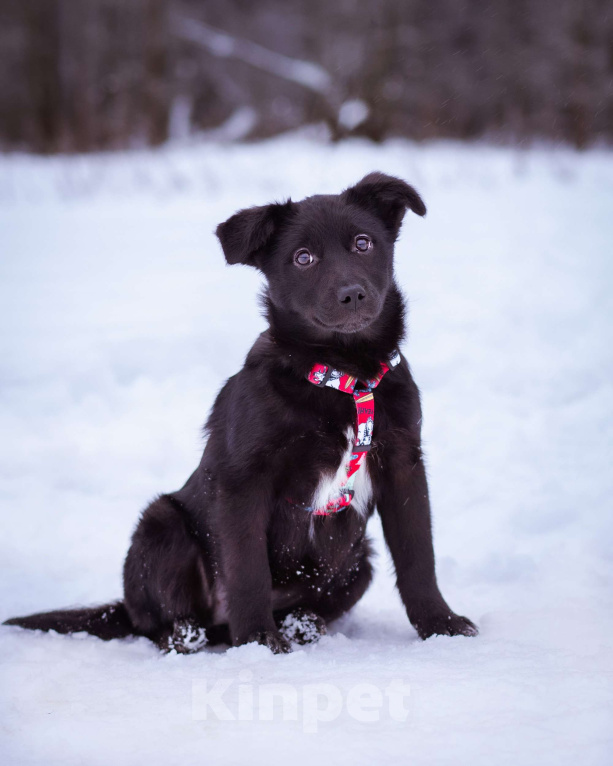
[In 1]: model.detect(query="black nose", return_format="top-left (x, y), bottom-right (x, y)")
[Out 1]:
top-left (337, 284), bottom-right (367, 308)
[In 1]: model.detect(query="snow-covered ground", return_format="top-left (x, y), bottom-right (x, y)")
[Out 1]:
top-left (1, 137), bottom-right (612, 765)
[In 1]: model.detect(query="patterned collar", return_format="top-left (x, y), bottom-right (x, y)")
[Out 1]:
top-left (300, 350), bottom-right (401, 515)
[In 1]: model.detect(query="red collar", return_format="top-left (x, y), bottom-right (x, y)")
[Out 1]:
top-left (306, 350), bottom-right (400, 394)
top-left (300, 350), bottom-right (401, 515)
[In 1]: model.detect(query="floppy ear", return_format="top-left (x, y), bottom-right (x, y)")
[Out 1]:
top-left (215, 200), bottom-right (295, 266)
top-left (342, 172), bottom-right (426, 239)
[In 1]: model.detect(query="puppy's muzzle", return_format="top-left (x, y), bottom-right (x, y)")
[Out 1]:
top-left (337, 284), bottom-right (367, 309)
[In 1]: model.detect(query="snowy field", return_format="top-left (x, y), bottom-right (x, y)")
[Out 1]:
top-left (1, 137), bottom-right (612, 765)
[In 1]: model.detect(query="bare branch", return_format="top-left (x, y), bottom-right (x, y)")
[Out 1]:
top-left (172, 14), bottom-right (333, 95)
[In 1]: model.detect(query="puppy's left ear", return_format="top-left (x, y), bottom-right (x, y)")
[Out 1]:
top-left (216, 200), bottom-right (295, 267)
top-left (342, 172), bottom-right (426, 239)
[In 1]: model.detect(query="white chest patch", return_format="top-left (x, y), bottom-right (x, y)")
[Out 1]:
top-left (309, 427), bottom-right (373, 517)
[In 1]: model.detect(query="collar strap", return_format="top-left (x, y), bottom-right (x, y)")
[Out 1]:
top-left (307, 349), bottom-right (400, 394)
top-left (299, 350), bottom-right (400, 516)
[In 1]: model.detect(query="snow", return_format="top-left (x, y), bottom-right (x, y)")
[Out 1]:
top-left (1, 136), bottom-right (612, 765)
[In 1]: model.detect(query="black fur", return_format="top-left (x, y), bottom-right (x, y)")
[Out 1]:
top-left (4, 172), bottom-right (477, 653)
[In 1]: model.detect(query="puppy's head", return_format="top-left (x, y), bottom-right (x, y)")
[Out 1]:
top-left (215, 172), bottom-right (425, 337)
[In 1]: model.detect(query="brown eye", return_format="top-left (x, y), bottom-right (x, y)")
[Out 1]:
top-left (354, 235), bottom-right (372, 253)
top-left (294, 248), bottom-right (314, 266)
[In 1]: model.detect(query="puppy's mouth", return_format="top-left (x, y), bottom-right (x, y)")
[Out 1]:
top-left (312, 314), bottom-right (377, 334)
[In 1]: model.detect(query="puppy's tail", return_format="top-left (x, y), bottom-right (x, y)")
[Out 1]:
top-left (3, 601), bottom-right (134, 641)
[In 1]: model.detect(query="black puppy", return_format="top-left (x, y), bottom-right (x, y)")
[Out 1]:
top-left (5, 173), bottom-right (477, 653)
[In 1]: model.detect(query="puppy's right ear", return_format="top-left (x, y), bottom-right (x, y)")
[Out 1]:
top-left (215, 200), bottom-right (295, 267)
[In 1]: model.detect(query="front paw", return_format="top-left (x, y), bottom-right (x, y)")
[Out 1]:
top-left (246, 630), bottom-right (292, 654)
top-left (413, 611), bottom-right (478, 640)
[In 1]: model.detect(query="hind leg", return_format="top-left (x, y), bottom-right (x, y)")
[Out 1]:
top-left (274, 554), bottom-right (374, 645)
top-left (157, 617), bottom-right (209, 654)
top-left (123, 495), bottom-right (211, 652)
top-left (276, 608), bottom-right (327, 645)
top-left (316, 554), bottom-right (374, 624)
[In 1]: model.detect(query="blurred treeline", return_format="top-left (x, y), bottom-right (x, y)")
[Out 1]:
top-left (0, 0), bottom-right (611, 153)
